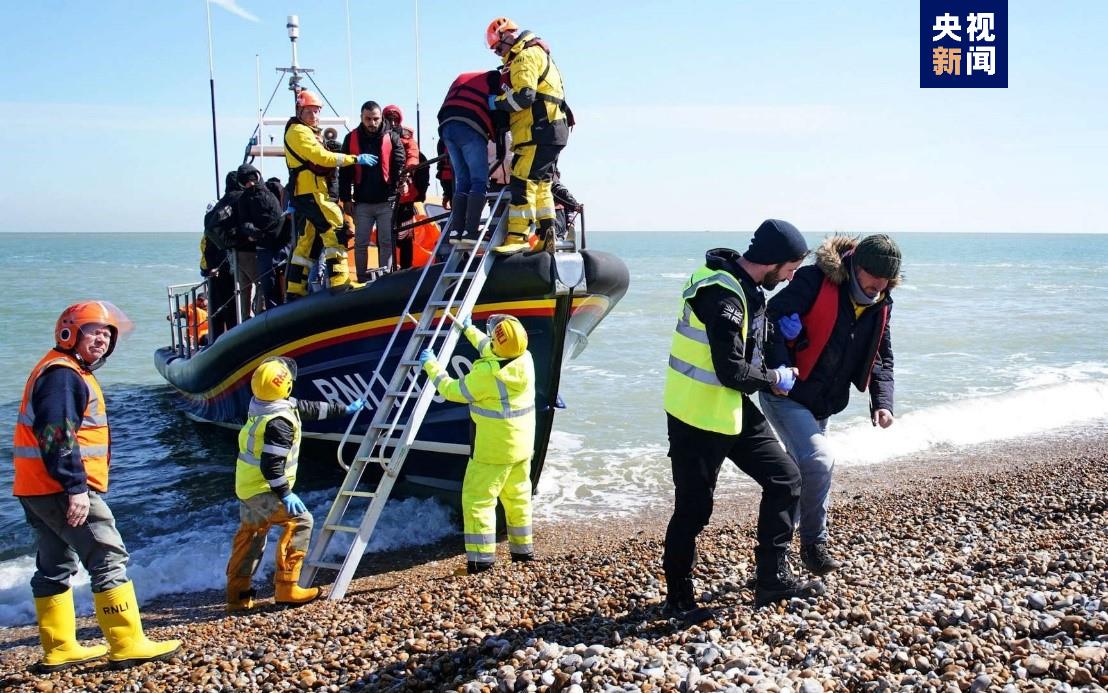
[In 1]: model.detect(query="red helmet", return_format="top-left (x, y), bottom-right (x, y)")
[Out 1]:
top-left (486, 17), bottom-right (519, 49)
top-left (55, 301), bottom-right (133, 359)
top-left (295, 89), bottom-right (323, 109)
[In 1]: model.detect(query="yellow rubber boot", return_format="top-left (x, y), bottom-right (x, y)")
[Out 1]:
top-left (274, 553), bottom-right (321, 605)
top-left (93, 582), bottom-right (181, 669)
top-left (33, 590), bottom-right (108, 672)
top-left (225, 577), bottom-right (256, 613)
top-left (494, 232), bottom-right (532, 255)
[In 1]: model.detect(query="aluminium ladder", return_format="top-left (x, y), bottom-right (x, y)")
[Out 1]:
top-left (301, 188), bottom-right (511, 600)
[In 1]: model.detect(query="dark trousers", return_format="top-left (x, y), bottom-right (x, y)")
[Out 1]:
top-left (206, 268), bottom-right (237, 338)
top-left (662, 403), bottom-right (801, 597)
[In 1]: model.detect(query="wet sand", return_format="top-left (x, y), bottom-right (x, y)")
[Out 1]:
top-left (2, 434), bottom-right (1106, 691)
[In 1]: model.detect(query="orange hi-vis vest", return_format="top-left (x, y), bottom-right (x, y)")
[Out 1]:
top-left (12, 349), bottom-right (111, 496)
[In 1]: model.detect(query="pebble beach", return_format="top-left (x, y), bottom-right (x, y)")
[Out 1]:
top-left (1, 434), bottom-right (1106, 692)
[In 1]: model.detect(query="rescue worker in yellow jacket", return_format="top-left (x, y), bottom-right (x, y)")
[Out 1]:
top-left (486, 17), bottom-right (571, 254)
top-left (12, 302), bottom-right (181, 671)
top-left (420, 314), bottom-right (536, 574)
top-left (284, 89), bottom-right (378, 298)
top-left (226, 356), bottom-right (365, 611)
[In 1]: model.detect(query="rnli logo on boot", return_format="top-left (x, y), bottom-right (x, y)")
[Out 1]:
top-left (101, 603), bottom-right (130, 614)
top-left (920, 0), bottom-right (1007, 88)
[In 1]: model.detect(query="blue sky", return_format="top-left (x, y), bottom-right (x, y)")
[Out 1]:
top-left (5, 1), bottom-right (1106, 233)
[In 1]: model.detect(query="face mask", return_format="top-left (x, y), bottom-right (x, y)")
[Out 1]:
top-left (849, 263), bottom-right (880, 306)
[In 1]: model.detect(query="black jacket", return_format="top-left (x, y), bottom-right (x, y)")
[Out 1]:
top-left (338, 125), bottom-right (405, 204)
top-left (689, 248), bottom-right (778, 396)
top-left (233, 184), bottom-right (286, 252)
top-left (260, 399), bottom-right (347, 498)
top-left (765, 236), bottom-right (896, 420)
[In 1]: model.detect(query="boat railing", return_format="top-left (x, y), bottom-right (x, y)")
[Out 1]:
top-left (165, 281), bottom-right (209, 358)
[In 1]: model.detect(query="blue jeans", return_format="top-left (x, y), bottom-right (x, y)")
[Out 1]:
top-left (442, 121), bottom-right (489, 201)
top-left (758, 392), bottom-right (834, 544)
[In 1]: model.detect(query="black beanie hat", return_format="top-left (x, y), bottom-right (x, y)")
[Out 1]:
top-left (853, 234), bottom-right (902, 279)
top-left (744, 219), bottom-right (809, 265)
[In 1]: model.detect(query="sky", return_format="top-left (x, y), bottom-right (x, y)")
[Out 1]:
top-left (4, 1), bottom-right (1106, 233)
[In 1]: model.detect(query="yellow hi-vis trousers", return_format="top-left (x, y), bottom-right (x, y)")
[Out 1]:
top-left (226, 493), bottom-right (314, 583)
top-left (461, 457), bottom-right (533, 564)
top-left (287, 192), bottom-right (350, 297)
top-left (506, 144), bottom-right (562, 240)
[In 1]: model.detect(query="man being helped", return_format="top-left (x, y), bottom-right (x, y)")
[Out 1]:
top-left (13, 302), bottom-right (180, 670)
top-left (285, 90), bottom-right (377, 297)
top-left (420, 315), bottom-right (536, 574)
top-left (226, 357), bottom-right (364, 611)
top-left (487, 17), bottom-right (570, 254)
top-left (339, 101), bottom-right (405, 278)
top-left (760, 234), bottom-right (901, 576)
top-left (663, 220), bottom-right (824, 620)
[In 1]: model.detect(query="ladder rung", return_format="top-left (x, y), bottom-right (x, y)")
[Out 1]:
top-left (308, 560), bottom-right (344, 571)
top-left (386, 388), bottom-right (416, 398)
top-left (441, 271), bottom-right (467, 278)
top-left (426, 300), bottom-right (453, 307)
top-left (340, 490), bottom-right (376, 498)
top-left (398, 359), bottom-right (422, 367)
top-left (325, 524), bottom-right (360, 533)
top-left (413, 329), bottom-right (439, 337)
top-left (370, 421), bottom-right (409, 431)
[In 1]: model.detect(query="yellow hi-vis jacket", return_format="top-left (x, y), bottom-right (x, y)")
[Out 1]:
top-left (235, 398), bottom-right (301, 501)
top-left (284, 118), bottom-right (356, 197)
top-left (423, 325), bottom-right (536, 465)
top-left (663, 266), bottom-right (749, 435)
top-left (493, 31), bottom-right (569, 148)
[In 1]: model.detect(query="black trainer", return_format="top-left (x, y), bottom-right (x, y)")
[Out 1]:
top-left (662, 596), bottom-right (714, 626)
top-left (510, 553), bottom-right (534, 563)
top-left (754, 551), bottom-right (825, 607)
top-left (800, 542), bottom-right (842, 576)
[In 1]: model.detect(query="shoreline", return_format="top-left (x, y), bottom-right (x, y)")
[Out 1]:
top-left (2, 433), bottom-right (1106, 690)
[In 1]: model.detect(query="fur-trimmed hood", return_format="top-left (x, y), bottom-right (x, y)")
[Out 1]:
top-left (815, 235), bottom-right (901, 290)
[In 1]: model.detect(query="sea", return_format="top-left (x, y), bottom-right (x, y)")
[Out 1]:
top-left (2, 231), bottom-right (1107, 627)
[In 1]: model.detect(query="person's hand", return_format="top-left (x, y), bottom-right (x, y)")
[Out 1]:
top-left (462, 316), bottom-right (473, 330)
top-left (419, 349), bottom-right (434, 368)
top-left (399, 180), bottom-right (410, 197)
top-left (778, 313), bottom-right (802, 340)
top-left (66, 492), bottom-right (90, 527)
top-left (356, 153), bottom-right (379, 167)
top-left (345, 399), bottom-right (365, 415)
top-left (872, 409), bottom-right (894, 428)
top-left (282, 492), bottom-right (308, 515)
top-left (487, 95), bottom-right (498, 110)
top-left (285, 203), bottom-right (295, 215)
top-left (771, 365), bottom-right (798, 395)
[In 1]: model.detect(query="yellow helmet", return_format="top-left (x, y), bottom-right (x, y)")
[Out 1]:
top-left (251, 357), bottom-right (297, 401)
top-left (488, 315), bottom-right (528, 359)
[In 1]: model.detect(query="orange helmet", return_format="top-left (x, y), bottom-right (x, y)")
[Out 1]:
top-left (55, 301), bottom-right (133, 359)
top-left (486, 17), bottom-right (518, 49)
top-left (295, 89), bottom-right (323, 109)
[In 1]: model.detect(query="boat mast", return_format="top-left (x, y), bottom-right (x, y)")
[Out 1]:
top-left (413, 0), bottom-right (422, 145)
top-left (205, 0), bottom-right (221, 198)
top-left (278, 14), bottom-right (313, 106)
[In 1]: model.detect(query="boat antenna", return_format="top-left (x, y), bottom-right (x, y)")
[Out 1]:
top-left (205, 0), bottom-right (221, 198)
top-left (345, 0), bottom-right (355, 118)
top-left (413, 0), bottom-right (422, 144)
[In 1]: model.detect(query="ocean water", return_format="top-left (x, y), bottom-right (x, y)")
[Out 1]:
top-left (1, 231), bottom-right (1107, 626)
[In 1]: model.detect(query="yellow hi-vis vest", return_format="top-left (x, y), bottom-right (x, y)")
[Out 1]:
top-left (663, 266), bottom-right (748, 435)
top-left (235, 399), bottom-right (301, 501)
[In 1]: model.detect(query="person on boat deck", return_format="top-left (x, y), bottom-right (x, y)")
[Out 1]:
top-left (338, 101), bottom-right (405, 278)
top-left (262, 177), bottom-right (293, 306)
top-left (436, 69), bottom-right (508, 245)
top-left (760, 234), bottom-right (901, 578)
top-left (284, 89), bottom-right (370, 298)
top-left (168, 293), bottom-right (209, 348)
top-left (551, 166), bottom-right (581, 243)
top-left (225, 357), bottom-right (365, 612)
top-left (662, 220), bottom-right (825, 623)
top-left (436, 138), bottom-right (454, 208)
top-left (233, 164), bottom-right (285, 312)
top-left (13, 302), bottom-right (181, 671)
top-left (487, 17), bottom-right (572, 255)
top-left (383, 105), bottom-right (425, 269)
top-left (420, 315), bottom-right (536, 575)
top-left (202, 171), bottom-right (245, 336)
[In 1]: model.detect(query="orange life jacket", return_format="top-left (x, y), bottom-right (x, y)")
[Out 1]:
top-left (185, 303), bottom-right (208, 344)
top-left (12, 350), bottom-right (111, 495)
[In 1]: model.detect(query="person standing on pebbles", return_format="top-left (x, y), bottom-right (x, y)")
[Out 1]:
top-left (225, 357), bottom-right (364, 611)
top-left (760, 234), bottom-right (901, 576)
top-left (662, 220), bottom-right (825, 621)
top-left (13, 302), bottom-right (181, 670)
top-left (421, 315), bottom-right (536, 575)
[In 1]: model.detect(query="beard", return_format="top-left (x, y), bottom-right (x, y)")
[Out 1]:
top-left (762, 268), bottom-right (785, 291)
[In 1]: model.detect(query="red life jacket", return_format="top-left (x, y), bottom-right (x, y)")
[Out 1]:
top-left (437, 71), bottom-right (498, 139)
top-left (795, 278), bottom-right (890, 391)
top-left (347, 126), bottom-right (393, 187)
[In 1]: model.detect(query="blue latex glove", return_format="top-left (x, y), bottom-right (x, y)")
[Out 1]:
top-left (461, 315), bottom-right (473, 331)
top-left (778, 313), bottom-right (802, 340)
top-left (356, 153), bottom-right (379, 166)
top-left (487, 95), bottom-right (498, 110)
top-left (773, 366), bottom-right (797, 393)
top-left (285, 203), bottom-right (295, 215)
top-left (345, 398), bottom-right (364, 415)
top-left (282, 492), bottom-right (307, 515)
top-left (419, 349), bottom-right (434, 368)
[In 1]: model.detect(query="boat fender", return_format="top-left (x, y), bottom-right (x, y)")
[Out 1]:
top-left (552, 252), bottom-right (586, 295)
